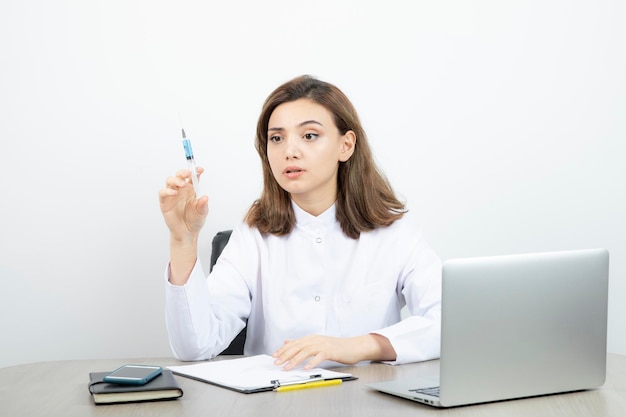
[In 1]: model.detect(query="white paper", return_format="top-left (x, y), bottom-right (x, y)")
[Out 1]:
top-left (167, 354), bottom-right (353, 392)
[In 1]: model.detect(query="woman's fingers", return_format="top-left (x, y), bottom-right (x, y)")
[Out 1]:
top-left (166, 175), bottom-right (187, 189)
top-left (159, 168), bottom-right (209, 237)
top-left (272, 336), bottom-right (330, 370)
top-left (174, 167), bottom-right (205, 183)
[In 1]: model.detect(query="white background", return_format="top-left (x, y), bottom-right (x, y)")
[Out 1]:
top-left (1, 0), bottom-right (624, 368)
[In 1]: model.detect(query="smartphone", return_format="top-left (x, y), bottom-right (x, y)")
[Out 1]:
top-left (103, 364), bottom-right (163, 385)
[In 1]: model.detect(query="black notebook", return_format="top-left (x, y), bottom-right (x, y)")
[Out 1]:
top-left (88, 369), bottom-right (183, 404)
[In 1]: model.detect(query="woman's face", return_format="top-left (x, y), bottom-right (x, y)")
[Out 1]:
top-left (267, 98), bottom-right (355, 215)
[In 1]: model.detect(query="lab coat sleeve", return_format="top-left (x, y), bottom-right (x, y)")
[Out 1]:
top-left (372, 233), bottom-right (442, 365)
top-left (164, 240), bottom-right (251, 361)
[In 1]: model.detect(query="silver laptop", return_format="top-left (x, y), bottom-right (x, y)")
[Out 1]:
top-left (366, 248), bottom-right (609, 408)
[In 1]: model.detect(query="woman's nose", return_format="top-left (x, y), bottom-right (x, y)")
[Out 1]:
top-left (284, 137), bottom-right (300, 159)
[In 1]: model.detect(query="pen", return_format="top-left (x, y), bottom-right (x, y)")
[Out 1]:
top-left (181, 128), bottom-right (200, 196)
top-left (273, 379), bottom-right (342, 392)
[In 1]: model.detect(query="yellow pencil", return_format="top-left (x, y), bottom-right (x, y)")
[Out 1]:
top-left (274, 379), bottom-right (343, 392)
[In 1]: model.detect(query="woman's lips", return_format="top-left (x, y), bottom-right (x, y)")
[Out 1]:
top-left (283, 166), bottom-right (304, 179)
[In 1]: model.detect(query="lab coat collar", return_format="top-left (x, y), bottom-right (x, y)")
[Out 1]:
top-left (292, 200), bottom-right (337, 228)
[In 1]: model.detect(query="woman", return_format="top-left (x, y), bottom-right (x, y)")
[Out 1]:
top-left (159, 75), bottom-right (441, 370)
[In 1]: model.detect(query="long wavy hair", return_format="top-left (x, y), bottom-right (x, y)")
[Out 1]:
top-left (245, 75), bottom-right (406, 239)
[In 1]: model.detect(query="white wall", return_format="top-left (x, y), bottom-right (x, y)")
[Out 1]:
top-left (1, 0), bottom-right (624, 368)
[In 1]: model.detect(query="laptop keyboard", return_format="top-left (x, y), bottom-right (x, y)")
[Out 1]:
top-left (409, 386), bottom-right (440, 397)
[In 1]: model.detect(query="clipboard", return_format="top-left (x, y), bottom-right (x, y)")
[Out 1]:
top-left (167, 354), bottom-right (357, 394)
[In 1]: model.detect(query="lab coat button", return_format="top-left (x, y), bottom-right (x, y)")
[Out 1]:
top-left (314, 295), bottom-right (321, 302)
top-left (315, 237), bottom-right (322, 243)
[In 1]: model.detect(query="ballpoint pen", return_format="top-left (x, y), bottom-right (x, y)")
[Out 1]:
top-left (273, 379), bottom-right (342, 392)
top-left (181, 128), bottom-right (200, 196)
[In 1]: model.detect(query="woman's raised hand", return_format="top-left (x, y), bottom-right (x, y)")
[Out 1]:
top-left (159, 167), bottom-right (208, 242)
top-left (159, 168), bottom-right (209, 285)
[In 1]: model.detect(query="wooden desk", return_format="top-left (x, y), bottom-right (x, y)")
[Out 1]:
top-left (1, 354), bottom-right (625, 417)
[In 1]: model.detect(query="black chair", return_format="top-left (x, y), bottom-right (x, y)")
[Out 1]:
top-left (210, 230), bottom-right (247, 355)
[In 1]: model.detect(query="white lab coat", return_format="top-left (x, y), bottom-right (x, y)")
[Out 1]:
top-left (165, 203), bottom-right (442, 365)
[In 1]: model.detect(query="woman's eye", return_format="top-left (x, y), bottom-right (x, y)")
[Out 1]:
top-left (303, 133), bottom-right (318, 140)
top-left (269, 135), bottom-right (282, 143)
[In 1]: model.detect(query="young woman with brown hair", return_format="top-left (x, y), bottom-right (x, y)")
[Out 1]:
top-left (159, 75), bottom-right (441, 370)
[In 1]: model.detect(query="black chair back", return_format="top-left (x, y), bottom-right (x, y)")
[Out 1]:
top-left (210, 230), bottom-right (247, 355)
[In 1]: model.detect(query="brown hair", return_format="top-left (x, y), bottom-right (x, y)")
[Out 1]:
top-left (245, 75), bottom-right (405, 239)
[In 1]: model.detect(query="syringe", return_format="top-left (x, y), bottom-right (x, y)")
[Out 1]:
top-left (181, 128), bottom-right (200, 196)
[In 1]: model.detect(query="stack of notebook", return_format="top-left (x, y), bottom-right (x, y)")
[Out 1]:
top-left (88, 369), bottom-right (183, 404)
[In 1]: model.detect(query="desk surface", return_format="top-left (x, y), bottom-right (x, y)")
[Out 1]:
top-left (1, 353), bottom-right (625, 417)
